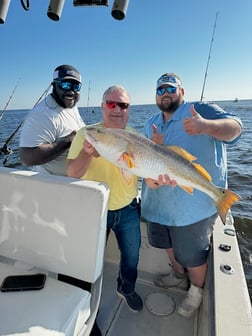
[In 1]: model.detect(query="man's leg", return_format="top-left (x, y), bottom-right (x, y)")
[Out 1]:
top-left (147, 222), bottom-right (189, 290)
top-left (154, 247), bottom-right (189, 290)
top-left (113, 199), bottom-right (143, 311)
top-left (175, 215), bottom-right (216, 317)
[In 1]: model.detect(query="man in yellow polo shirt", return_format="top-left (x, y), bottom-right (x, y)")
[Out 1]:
top-left (66, 85), bottom-right (143, 312)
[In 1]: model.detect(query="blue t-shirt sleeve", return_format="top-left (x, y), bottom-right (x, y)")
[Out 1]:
top-left (194, 101), bottom-right (240, 121)
top-left (193, 102), bottom-right (242, 144)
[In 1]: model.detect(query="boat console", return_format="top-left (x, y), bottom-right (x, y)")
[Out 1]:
top-left (0, 167), bottom-right (109, 335)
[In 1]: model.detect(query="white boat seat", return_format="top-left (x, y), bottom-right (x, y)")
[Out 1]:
top-left (0, 167), bottom-right (110, 336)
top-left (0, 262), bottom-right (91, 335)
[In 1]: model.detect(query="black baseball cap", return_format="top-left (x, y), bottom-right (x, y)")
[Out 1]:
top-left (53, 64), bottom-right (82, 83)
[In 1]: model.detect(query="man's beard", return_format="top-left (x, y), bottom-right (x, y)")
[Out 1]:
top-left (52, 87), bottom-right (66, 108)
top-left (52, 87), bottom-right (79, 108)
top-left (157, 98), bottom-right (181, 113)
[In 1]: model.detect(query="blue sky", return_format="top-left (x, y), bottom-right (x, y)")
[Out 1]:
top-left (1, 0), bottom-right (251, 109)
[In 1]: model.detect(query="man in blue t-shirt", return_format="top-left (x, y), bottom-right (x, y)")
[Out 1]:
top-left (141, 72), bottom-right (242, 317)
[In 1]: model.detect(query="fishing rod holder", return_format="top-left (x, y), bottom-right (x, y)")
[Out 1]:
top-left (111, 0), bottom-right (129, 20)
top-left (47, 0), bottom-right (65, 21)
top-left (0, 0), bottom-right (129, 23)
top-left (73, 0), bottom-right (109, 5)
top-left (0, 0), bottom-right (11, 24)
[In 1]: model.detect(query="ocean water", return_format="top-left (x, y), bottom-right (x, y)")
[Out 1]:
top-left (0, 99), bottom-right (252, 299)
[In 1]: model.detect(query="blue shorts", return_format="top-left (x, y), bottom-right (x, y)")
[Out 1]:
top-left (147, 214), bottom-right (217, 268)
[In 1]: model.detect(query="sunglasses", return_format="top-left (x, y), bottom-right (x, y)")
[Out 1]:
top-left (105, 101), bottom-right (129, 109)
top-left (156, 86), bottom-right (177, 96)
top-left (55, 81), bottom-right (82, 92)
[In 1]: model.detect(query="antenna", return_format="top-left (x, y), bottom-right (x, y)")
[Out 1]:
top-left (200, 11), bottom-right (218, 102)
top-left (87, 80), bottom-right (91, 114)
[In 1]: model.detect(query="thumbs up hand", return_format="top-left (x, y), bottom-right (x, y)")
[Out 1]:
top-left (183, 104), bottom-right (206, 135)
top-left (145, 125), bottom-right (177, 189)
top-left (151, 124), bottom-right (164, 145)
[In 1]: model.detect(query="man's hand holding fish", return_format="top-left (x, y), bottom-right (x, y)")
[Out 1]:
top-left (145, 174), bottom-right (177, 189)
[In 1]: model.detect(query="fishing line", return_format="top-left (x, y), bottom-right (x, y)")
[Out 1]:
top-left (0, 84), bottom-right (52, 165)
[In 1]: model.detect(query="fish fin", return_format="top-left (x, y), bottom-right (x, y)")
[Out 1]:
top-left (166, 146), bottom-right (197, 161)
top-left (216, 189), bottom-right (240, 224)
top-left (120, 168), bottom-right (134, 184)
top-left (166, 146), bottom-right (212, 182)
top-left (179, 185), bottom-right (194, 194)
top-left (117, 152), bottom-right (135, 183)
top-left (192, 163), bottom-right (212, 182)
top-left (120, 152), bottom-right (135, 168)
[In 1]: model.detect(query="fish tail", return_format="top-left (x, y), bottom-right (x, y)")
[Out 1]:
top-left (216, 189), bottom-right (240, 224)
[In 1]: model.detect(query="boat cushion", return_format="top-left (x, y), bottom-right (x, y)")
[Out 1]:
top-left (0, 262), bottom-right (91, 335)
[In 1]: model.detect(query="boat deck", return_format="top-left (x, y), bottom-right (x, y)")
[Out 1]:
top-left (96, 217), bottom-right (252, 336)
top-left (98, 262), bottom-right (197, 336)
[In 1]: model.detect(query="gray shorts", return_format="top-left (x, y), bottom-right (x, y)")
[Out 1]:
top-left (147, 214), bottom-right (217, 268)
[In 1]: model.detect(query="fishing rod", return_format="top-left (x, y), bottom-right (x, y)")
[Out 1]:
top-left (0, 77), bottom-right (21, 122)
top-left (0, 84), bottom-right (52, 164)
top-left (200, 11), bottom-right (218, 102)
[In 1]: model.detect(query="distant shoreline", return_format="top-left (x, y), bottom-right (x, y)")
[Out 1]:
top-left (4, 98), bottom-right (252, 112)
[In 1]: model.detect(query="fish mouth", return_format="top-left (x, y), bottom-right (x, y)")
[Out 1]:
top-left (85, 129), bottom-right (99, 144)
